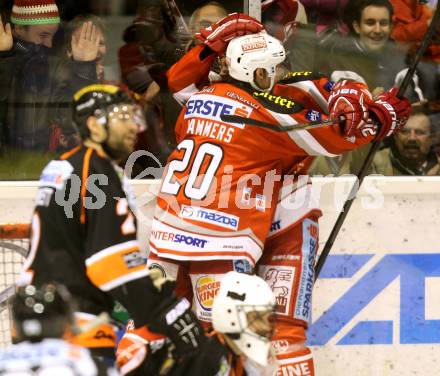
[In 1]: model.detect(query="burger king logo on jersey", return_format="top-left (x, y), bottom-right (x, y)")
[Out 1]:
top-left (195, 276), bottom-right (221, 318)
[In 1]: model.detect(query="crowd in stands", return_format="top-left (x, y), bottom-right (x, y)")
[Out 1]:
top-left (0, 0), bottom-right (438, 179)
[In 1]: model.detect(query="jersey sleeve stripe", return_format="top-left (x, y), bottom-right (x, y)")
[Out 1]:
top-left (289, 129), bottom-right (338, 157)
top-left (85, 240), bottom-right (139, 266)
top-left (80, 148), bottom-right (94, 224)
top-left (86, 242), bottom-right (147, 291)
top-left (267, 110), bottom-right (338, 157)
top-left (123, 332), bottom-right (150, 345)
top-left (119, 344), bottom-right (147, 376)
top-left (99, 269), bottom-right (150, 292)
top-left (173, 83), bottom-right (199, 105)
top-left (149, 244), bottom-right (258, 266)
top-left (276, 352), bottom-right (313, 365)
top-left (286, 80), bottom-right (329, 113)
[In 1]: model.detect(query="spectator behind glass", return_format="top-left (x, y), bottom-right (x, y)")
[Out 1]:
top-left (187, 2), bottom-right (228, 49)
top-left (300, 0), bottom-right (350, 35)
top-left (372, 109), bottom-right (440, 175)
top-left (46, 15), bottom-right (107, 154)
top-left (309, 0), bottom-right (409, 176)
top-left (118, 1), bottom-right (228, 177)
top-left (325, 0), bottom-right (410, 93)
top-left (64, 15), bottom-right (107, 81)
top-left (0, 0), bottom-right (99, 156)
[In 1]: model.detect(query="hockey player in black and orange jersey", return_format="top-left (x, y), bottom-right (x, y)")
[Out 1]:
top-left (1, 283), bottom-right (115, 375)
top-left (117, 14), bottom-right (412, 375)
top-left (19, 84), bottom-right (206, 361)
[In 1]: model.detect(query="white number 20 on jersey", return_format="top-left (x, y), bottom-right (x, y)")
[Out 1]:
top-left (161, 140), bottom-right (223, 200)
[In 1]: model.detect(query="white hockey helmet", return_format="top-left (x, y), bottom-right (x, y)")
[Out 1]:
top-left (212, 271), bottom-right (276, 367)
top-left (225, 32), bottom-right (286, 92)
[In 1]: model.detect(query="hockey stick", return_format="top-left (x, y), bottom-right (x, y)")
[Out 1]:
top-left (314, 6), bottom-right (440, 282)
top-left (220, 113), bottom-right (336, 132)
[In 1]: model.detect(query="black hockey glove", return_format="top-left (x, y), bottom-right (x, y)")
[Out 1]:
top-left (149, 296), bottom-right (206, 358)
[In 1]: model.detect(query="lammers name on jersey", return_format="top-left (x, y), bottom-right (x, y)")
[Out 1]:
top-left (184, 93), bottom-right (253, 144)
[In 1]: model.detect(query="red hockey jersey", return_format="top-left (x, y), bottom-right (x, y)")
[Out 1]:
top-left (149, 45), bottom-right (373, 266)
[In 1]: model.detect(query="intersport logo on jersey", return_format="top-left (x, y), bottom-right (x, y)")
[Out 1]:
top-left (179, 205), bottom-right (239, 231)
top-left (150, 230), bottom-right (208, 248)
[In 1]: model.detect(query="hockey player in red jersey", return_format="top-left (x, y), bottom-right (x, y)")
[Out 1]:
top-left (117, 14), bottom-right (411, 375)
top-left (19, 84), bottom-right (206, 361)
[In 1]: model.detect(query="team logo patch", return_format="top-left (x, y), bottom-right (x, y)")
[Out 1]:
top-left (233, 259), bottom-right (253, 274)
top-left (122, 251), bottom-right (146, 269)
top-left (305, 110), bottom-right (322, 122)
top-left (195, 276), bottom-right (221, 312)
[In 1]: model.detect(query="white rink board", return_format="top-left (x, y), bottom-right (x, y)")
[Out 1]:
top-left (0, 176), bottom-right (439, 375)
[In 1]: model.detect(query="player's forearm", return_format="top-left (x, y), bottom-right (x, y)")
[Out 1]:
top-left (166, 44), bottom-right (216, 96)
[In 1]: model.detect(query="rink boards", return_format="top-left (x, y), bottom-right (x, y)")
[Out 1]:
top-left (0, 176), bottom-right (439, 375)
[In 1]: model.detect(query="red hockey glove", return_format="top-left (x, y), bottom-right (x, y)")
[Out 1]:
top-left (368, 87), bottom-right (412, 140)
top-left (328, 80), bottom-right (373, 138)
top-left (195, 12), bottom-right (264, 55)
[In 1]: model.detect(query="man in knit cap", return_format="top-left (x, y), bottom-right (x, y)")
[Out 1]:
top-left (0, 0), bottom-right (100, 156)
top-left (10, 0), bottom-right (61, 48)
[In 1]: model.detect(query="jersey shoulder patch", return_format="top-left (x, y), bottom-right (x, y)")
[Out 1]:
top-left (252, 90), bottom-right (304, 114)
top-left (39, 160), bottom-right (74, 190)
top-left (279, 71), bottom-right (325, 84)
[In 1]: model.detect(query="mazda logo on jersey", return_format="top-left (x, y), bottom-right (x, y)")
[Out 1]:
top-left (179, 205), bottom-right (239, 231)
top-left (151, 230), bottom-right (208, 248)
top-left (180, 206), bottom-right (194, 218)
top-left (195, 276), bottom-right (221, 312)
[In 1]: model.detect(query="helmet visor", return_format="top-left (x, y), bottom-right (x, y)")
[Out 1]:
top-left (106, 103), bottom-right (147, 132)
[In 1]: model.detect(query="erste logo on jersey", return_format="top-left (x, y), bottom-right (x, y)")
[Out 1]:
top-left (179, 205), bottom-right (239, 231)
top-left (195, 275), bottom-right (221, 312)
top-left (184, 94), bottom-right (251, 127)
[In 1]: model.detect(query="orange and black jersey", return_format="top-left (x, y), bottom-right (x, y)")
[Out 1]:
top-left (21, 145), bottom-right (154, 327)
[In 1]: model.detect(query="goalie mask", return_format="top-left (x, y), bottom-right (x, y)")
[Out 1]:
top-left (12, 284), bottom-right (74, 343)
top-left (212, 271), bottom-right (276, 367)
top-left (225, 32), bottom-right (285, 92)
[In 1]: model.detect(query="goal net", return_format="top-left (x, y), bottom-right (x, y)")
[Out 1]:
top-left (0, 224), bottom-right (29, 349)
